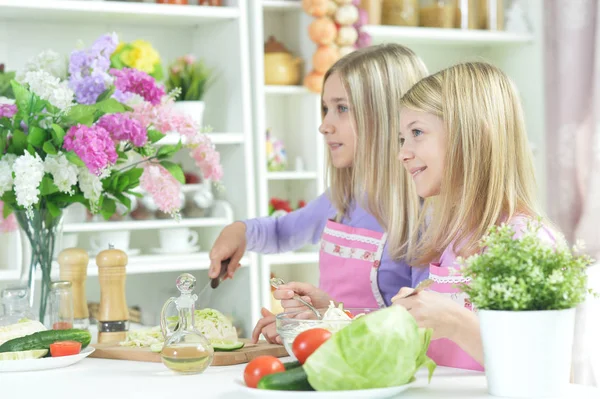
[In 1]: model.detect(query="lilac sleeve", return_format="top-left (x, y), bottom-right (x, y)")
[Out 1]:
top-left (243, 193), bottom-right (334, 254)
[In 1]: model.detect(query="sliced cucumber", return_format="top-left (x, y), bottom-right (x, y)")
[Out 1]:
top-left (0, 349), bottom-right (48, 361)
top-left (150, 343), bottom-right (163, 353)
top-left (211, 340), bottom-right (245, 351)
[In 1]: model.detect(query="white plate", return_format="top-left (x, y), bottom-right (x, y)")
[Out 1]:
top-left (150, 245), bottom-right (200, 255)
top-left (234, 378), bottom-right (416, 398)
top-left (0, 346), bottom-right (95, 372)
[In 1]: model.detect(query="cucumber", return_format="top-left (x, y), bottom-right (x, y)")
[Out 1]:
top-left (211, 340), bottom-right (245, 352)
top-left (257, 366), bottom-right (314, 391)
top-left (283, 360), bottom-right (301, 370)
top-left (0, 329), bottom-right (91, 353)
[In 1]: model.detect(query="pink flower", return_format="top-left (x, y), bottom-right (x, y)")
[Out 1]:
top-left (0, 104), bottom-right (16, 118)
top-left (140, 163), bottom-right (181, 215)
top-left (63, 124), bottom-right (117, 175)
top-left (97, 113), bottom-right (148, 147)
top-left (0, 201), bottom-right (17, 233)
top-left (190, 141), bottom-right (223, 181)
top-left (183, 54), bottom-right (195, 65)
top-left (111, 68), bottom-right (165, 106)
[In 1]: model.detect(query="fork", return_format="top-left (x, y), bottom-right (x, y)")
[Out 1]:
top-left (270, 277), bottom-right (323, 320)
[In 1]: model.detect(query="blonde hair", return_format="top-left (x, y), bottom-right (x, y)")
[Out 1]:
top-left (322, 44), bottom-right (428, 258)
top-left (398, 62), bottom-right (544, 265)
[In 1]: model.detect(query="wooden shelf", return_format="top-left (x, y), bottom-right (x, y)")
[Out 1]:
top-left (267, 171), bottom-right (318, 180)
top-left (0, 255), bottom-right (251, 281)
top-left (158, 132), bottom-right (245, 146)
top-left (363, 25), bottom-right (534, 46)
top-left (63, 217), bottom-right (231, 233)
top-left (0, 0), bottom-right (240, 26)
top-left (262, 1), bottom-right (302, 11)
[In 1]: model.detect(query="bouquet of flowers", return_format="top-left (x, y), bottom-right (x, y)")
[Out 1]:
top-left (0, 32), bottom-right (223, 321)
top-left (165, 55), bottom-right (212, 102)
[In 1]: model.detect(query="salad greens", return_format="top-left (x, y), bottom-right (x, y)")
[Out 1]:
top-left (303, 306), bottom-right (436, 391)
top-left (120, 308), bottom-right (238, 349)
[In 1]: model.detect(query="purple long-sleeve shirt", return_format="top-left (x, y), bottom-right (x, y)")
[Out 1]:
top-left (244, 193), bottom-right (427, 306)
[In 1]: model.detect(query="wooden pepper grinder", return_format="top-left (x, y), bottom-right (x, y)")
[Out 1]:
top-left (96, 245), bottom-right (129, 344)
top-left (58, 248), bottom-right (90, 330)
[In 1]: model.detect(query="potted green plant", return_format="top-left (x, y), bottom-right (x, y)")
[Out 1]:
top-left (0, 64), bottom-right (15, 99)
top-left (460, 221), bottom-right (594, 398)
top-left (165, 55), bottom-right (213, 126)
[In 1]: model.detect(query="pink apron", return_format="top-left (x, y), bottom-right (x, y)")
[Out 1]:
top-left (318, 220), bottom-right (387, 309)
top-left (426, 263), bottom-right (484, 371)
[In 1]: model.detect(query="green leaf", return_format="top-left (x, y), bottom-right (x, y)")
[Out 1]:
top-left (50, 192), bottom-right (85, 206)
top-left (27, 126), bottom-right (47, 147)
top-left (51, 124), bottom-right (65, 146)
top-left (40, 175), bottom-right (59, 196)
top-left (100, 197), bottom-right (116, 220)
top-left (126, 190), bottom-right (143, 198)
top-left (43, 141), bottom-right (57, 155)
top-left (121, 167), bottom-right (143, 187)
top-left (117, 176), bottom-right (130, 192)
top-left (26, 144), bottom-right (35, 155)
top-left (114, 193), bottom-right (131, 210)
top-left (96, 98), bottom-right (127, 114)
top-left (160, 161), bottom-right (185, 184)
top-left (110, 175), bottom-right (120, 191)
top-left (65, 104), bottom-right (96, 126)
top-left (2, 201), bottom-right (12, 218)
top-left (46, 201), bottom-right (61, 218)
top-left (157, 142), bottom-right (182, 159)
top-left (1, 190), bottom-right (16, 206)
top-left (65, 151), bottom-right (85, 167)
top-left (147, 129), bottom-right (165, 144)
top-left (11, 129), bottom-right (27, 154)
top-left (11, 81), bottom-right (33, 113)
top-left (96, 86), bottom-right (116, 103)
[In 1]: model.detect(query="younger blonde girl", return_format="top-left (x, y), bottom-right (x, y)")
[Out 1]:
top-left (392, 62), bottom-right (557, 371)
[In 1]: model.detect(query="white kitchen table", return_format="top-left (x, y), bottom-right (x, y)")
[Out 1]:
top-left (2, 356), bottom-right (599, 399)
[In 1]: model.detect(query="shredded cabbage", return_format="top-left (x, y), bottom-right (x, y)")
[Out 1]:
top-left (281, 301), bottom-right (364, 338)
top-left (119, 308), bottom-right (238, 348)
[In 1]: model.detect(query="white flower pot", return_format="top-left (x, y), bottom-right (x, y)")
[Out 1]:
top-left (173, 100), bottom-right (205, 127)
top-left (479, 308), bottom-right (576, 398)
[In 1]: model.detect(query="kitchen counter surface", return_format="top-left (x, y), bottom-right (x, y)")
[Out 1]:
top-left (2, 355), bottom-right (599, 399)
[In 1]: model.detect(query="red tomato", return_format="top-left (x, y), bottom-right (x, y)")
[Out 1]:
top-left (52, 321), bottom-right (73, 330)
top-left (243, 356), bottom-right (285, 388)
top-left (50, 341), bottom-right (82, 357)
top-left (292, 328), bottom-right (332, 364)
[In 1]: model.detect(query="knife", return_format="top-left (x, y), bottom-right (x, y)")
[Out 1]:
top-left (197, 258), bottom-right (230, 309)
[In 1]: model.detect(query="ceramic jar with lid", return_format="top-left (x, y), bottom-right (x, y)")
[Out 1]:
top-left (264, 36), bottom-right (303, 86)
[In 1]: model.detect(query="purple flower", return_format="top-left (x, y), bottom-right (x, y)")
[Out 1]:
top-left (0, 104), bottom-right (16, 118)
top-left (63, 124), bottom-right (117, 175)
top-left (356, 31), bottom-right (372, 49)
top-left (111, 68), bottom-right (165, 106)
top-left (69, 33), bottom-right (118, 105)
top-left (97, 113), bottom-right (148, 147)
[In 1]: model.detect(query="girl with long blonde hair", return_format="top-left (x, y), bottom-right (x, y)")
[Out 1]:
top-left (392, 62), bottom-right (556, 370)
top-left (208, 44), bottom-right (427, 343)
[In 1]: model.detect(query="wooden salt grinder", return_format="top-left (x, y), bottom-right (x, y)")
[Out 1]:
top-left (96, 246), bottom-right (129, 344)
top-left (58, 248), bottom-right (90, 328)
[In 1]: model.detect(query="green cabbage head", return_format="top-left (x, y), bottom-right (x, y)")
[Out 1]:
top-left (303, 305), bottom-right (436, 391)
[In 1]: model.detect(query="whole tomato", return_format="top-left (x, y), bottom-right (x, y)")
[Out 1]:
top-left (292, 328), bottom-right (332, 364)
top-left (243, 356), bottom-right (285, 388)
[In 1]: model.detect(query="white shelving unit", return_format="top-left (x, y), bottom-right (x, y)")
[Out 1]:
top-left (249, 1), bottom-right (324, 311)
top-left (0, 0), bottom-right (260, 337)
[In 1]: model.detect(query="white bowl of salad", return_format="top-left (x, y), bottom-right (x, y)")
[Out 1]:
top-left (275, 302), bottom-right (378, 360)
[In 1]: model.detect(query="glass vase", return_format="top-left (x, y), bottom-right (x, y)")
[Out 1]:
top-left (14, 208), bottom-right (64, 323)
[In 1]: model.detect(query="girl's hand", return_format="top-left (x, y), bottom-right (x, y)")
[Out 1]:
top-left (274, 282), bottom-right (333, 314)
top-left (208, 221), bottom-right (246, 279)
top-left (251, 308), bottom-right (280, 344)
top-left (392, 287), bottom-right (465, 340)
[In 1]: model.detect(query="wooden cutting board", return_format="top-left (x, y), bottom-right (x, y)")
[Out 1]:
top-left (89, 339), bottom-right (289, 366)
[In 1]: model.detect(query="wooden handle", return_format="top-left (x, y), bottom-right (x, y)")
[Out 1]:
top-left (96, 248), bottom-right (129, 322)
top-left (58, 248), bottom-right (89, 320)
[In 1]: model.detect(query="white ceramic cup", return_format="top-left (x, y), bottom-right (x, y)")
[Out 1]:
top-left (90, 231), bottom-right (130, 253)
top-left (159, 228), bottom-right (198, 252)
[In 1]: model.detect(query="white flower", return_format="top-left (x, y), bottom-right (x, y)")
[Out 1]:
top-left (16, 49), bottom-right (68, 82)
top-left (0, 96), bottom-right (15, 105)
top-left (44, 153), bottom-right (78, 195)
top-left (13, 152), bottom-right (45, 210)
top-left (78, 167), bottom-right (103, 212)
top-left (0, 158), bottom-right (14, 195)
top-left (22, 70), bottom-right (74, 111)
